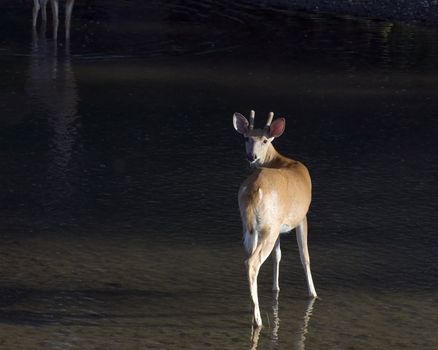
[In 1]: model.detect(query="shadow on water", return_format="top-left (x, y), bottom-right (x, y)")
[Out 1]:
top-left (0, 286), bottom-right (174, 326)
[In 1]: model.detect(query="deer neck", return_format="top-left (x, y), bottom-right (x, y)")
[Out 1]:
top-left (259, 144), bottom-right (292, 169)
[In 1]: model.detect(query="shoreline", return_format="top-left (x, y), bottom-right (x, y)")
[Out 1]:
top-left (268, 0), bottom-right (438, 25)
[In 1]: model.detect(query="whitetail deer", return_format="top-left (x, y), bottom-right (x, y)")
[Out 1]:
top-left (32, 0), bottom-right (75, 39)
top-left (233, 110), bottom-right (317, 328)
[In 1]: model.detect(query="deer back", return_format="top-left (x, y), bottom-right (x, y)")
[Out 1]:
top-left (238, 162), bottom-right (312, 235)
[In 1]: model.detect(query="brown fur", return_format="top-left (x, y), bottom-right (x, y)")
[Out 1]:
top-left (238, 143), bottom-right (312, 236)
top-left (233, 112), bottom-right (317, 328)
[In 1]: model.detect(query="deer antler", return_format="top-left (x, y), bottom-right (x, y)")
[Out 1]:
top-left (265, 112), bottom-right (274, 130)
top-left (249, 110), bottom-right (255, 130)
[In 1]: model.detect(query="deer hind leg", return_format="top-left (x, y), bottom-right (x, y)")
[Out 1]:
top-left (245, 229), bottom-right (279, 328)
top-left (272, 237), bottom-right (281, 291)
top-left (32, 0), bottom-right (41, 27)
top-left (65, 0), bottom-right (75, 40)
top-left (296, 217), bottom-right (317, 298)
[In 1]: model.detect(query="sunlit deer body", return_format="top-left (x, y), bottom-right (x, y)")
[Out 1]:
top-left (233, 110), bottom-right (317, 328)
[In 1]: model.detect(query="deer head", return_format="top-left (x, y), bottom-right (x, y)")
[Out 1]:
top-left (233, 110), bottom-right (285, 167)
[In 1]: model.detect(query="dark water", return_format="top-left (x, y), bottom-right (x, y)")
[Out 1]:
top-left (1, 1), bottom-right (438, 349)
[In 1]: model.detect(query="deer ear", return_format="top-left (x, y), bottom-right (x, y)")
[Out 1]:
top-left (269, 118), bottom-right (285, 138)
top-left (233, 113), bottom-right (249, 134)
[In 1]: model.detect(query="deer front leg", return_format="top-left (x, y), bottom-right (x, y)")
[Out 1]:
top-left (246, 231), bottom-right (279, 328)
top-left (65, 0), bottom-right (75, 40)
top-left (296, 217), bottom-right (317, 298)
top-left (41, 0), bottom-right (49, 22)
top-left (272, 237), bottom-right (281, 291)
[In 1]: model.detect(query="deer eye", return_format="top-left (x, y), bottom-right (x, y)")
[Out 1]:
top-left (263, 139), bottom-right (268, 144)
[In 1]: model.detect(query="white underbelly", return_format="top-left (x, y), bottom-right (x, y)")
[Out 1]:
top-left (280, 224), bottom-right (294, 234)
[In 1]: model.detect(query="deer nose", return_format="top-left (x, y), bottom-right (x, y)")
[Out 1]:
top-left (247, 153), bottom-right (257, 162)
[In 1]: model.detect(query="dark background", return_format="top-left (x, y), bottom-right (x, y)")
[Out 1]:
top-left (0, 1), bottom-right (437, 349)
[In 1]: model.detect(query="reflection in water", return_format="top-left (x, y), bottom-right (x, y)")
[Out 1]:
top-left (1, 2), bottom-right (436, 349)
top-left (250, 294), bottom-right (316, 350)
top-left (295, 298), bottom-right (316, 350)
top-left (271, 291), bottom-right (280, 344)
top-left (27, 24), bottom-right (81, 215)
top-left (32, 0), bottom-right (75, 39)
